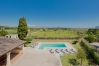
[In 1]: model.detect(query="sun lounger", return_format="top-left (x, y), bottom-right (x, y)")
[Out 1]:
top-left (65, 49), bottom-right (71, 53)
top-left (55, 49), bottom-right (60, 53)
top-left (60, 49), bottom-right (66, 54)
top-left (70, 49), bottom-right (76, 53)
top-left (49, 49), bottom-right (54, 54)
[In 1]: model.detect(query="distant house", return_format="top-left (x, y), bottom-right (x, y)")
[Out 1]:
top-left (90, 42), bottom-right (99, 51)
top-left (0, 37), bottom-right (24, 66)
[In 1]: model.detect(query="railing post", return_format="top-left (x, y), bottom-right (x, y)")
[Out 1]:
top-left (6, 52), bottom-right (11, 66)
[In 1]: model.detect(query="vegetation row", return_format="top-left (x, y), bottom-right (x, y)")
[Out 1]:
top-left (80, 39), bottom-right (99, 65)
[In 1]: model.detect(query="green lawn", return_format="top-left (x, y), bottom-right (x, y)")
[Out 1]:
top-left (61, 44), bottom-right (89, 66)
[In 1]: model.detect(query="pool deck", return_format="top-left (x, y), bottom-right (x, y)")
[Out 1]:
top-left (12, 47), bottom-right (62, 66)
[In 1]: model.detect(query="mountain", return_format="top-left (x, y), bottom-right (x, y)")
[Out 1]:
top-left (95, 26), bottom-right (99, 29)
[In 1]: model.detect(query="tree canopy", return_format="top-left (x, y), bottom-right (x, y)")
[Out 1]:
top-left (85, 28), bottom-right (99, 42)
top-left (0, 28), bottom-right (8, 36)
top-left (17, 17), bottom-right (28, 40)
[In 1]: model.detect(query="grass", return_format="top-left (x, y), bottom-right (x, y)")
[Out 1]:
top-left (61, 54), bottom-right (89, 66)
top-left (5, 28), bottom-right (87, 38)
top-left (61, 44), bottom-right (89, 66)
top-left (72, 44), bottom-right (80, 49)
top-left (61, 54), bottom-right (77, 66)
top-left (6, 29), bottom-right (17, 34)
top-left (31, 29), bottom-right (79, 38)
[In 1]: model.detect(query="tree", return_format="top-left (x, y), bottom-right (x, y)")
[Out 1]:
top-left (85, 34), bottom-right (96, 43)
top-left (17, 17), bottom-right (28, 40)
top-left (76, 47), bottom-right (86, 66)
top-left (87, 29), bottom-right (96, 35)
top-left (85, 29), bottom-right (97, 42)
top-left (0, 28), bottom-right (8, 36)
top-left (95, 29), bottom-right (99, 41)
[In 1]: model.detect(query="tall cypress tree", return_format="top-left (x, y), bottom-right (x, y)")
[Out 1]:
top-left (17, 17), bottom-right (28, 40)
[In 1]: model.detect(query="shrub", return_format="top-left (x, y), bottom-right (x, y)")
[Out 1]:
top-left (69, 59), bottom-right (79, 66)
top-left (80, 39), bottom-right (99, 64)
top-left (0, 29), bottom-right (8, 36)
top-left (85, 34), bottom-right (96, 43)
top-left (76, 47), bottom-right (87, 66)
top-left (24, 37), bottom-right (32, 47)
top-left (94, 52), bottom-right (99, 64)
top-left (72, 40), bottom-right (78, 44)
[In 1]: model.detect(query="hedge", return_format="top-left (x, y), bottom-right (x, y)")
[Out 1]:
top-left (80, 39), bottom-right (99, 64)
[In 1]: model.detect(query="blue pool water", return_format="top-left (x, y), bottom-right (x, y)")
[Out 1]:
top-left (39, 43), bottom-right (66, 49)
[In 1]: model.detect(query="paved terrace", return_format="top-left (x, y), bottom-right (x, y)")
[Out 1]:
top-left (12, 47), bottom-right (61, 66)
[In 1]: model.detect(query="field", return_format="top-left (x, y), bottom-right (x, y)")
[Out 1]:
top-left (6, 28), bottom-right (87, 38)
top-left (31, 30), bottom-right (78, 38)
top-left (30, 28), bottom-right (87, 38)
top-left (6, 28), bottom-right (17, 34)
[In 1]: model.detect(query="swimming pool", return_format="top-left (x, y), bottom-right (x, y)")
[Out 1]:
top-left (38, 43), bottom-right (67, 49)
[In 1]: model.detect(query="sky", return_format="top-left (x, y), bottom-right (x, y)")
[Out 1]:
top-left (0, 0), bottom-right (99, 28)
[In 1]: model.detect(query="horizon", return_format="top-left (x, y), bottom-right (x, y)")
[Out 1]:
top-left (0, 24), bottom-right (98, 28)
top-left (0, 0), bottom-right (99, 28)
